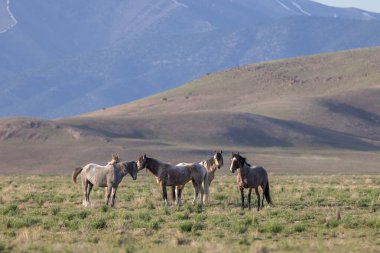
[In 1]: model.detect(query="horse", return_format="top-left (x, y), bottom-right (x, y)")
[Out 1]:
top-left (174, 151), bottom-right (224, 204)
top-left (136, 154), bottom-right (209, 207)
top-left (201, 150), bottom-right (224, 185)
top-left (72, 157), bottom-right (138, 207)
top-left (229, 153), bottom-right (272, 211)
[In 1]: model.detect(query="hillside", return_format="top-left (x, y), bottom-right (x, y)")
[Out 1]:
top-left (0, 47), bottom-right (379, 173)
top-left (66, 47), bottom-right (380, 149)
top-left (1, 0), bottom-right (380, 118)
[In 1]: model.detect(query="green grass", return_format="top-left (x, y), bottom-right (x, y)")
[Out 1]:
top-left (0, 173), bottom-right (379, 252)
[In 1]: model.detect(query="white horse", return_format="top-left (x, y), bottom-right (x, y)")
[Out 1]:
top-left (72, 160), bottom-right (138, 207)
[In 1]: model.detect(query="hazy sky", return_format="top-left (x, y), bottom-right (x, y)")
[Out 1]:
top-left (311, 0), bottom-right (380, 13)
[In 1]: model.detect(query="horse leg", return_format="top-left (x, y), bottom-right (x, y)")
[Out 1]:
top-left (84, 180), bottom-right (92, 207)
top-left (175, 186), bottom-right (180, 206)
top-left (203, 174), bottom-right (209, 204)
top-left (105, 185), bottom-right (112, 206)
top-left (240, 187), bottom-right (245, 210)
top-left (254, 187), bottom-right (260, 211)
top-left (171, 186), bottom-right (176, 202)
top-left (191, 180), bottom-right (199, 205)
top-left (111, 186), bottom-right (118, 207)
top-left (199, 182), bottom-right (204, 206)
top-left (161, 183), bottom-right (168, 207)
top-left (86, 182), bottom-right (93, 207)
top-left (261, 184), bottom-right (265, 208)
top-left (178, 187), bottom-right (184, 205)
top-left (83, 180), bottom-right (88, 207)
top-left (248, 188), bottom-right (252, 210)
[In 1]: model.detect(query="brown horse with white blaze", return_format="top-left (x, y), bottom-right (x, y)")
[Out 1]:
top-left (229, 153), bottom-right (272, 210)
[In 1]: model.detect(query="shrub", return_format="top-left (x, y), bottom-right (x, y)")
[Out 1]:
top-left (78, 210), bottom-right (90, 219)
top-left (2, 204), bottom-right (19, 216)
top-left (149, 221), bottom-right (160, 230)
top-left (178, 222), bottom-right (193, 232)
top-left (10, 217), bottom-right (41, 228)
top-left (138, 211), bottom-right (151, 222)
top-left (101, 205), bottom-right (110, 213)
top-left (92, 218), bottom-right (107, 229)
top-left (287, 224), bottom-right (306, 233)
top-left (192, 222), bottom-right (204, 232)
top-left (64, 220), bottom-right (79, 230)
top-left (260, 222), bottom-right (283, 233)
top-left (51, 207), bottom-right (60, 216)
top-left (214, 194), bottom-right (228, 201)
top-left (176, 212), bottom-right (190, 220)
top-left (238, 237), bottom-right (250, 245)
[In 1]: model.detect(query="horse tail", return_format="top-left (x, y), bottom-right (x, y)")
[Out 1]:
top-left (203, 171), bottom-right (210, 203)
top-left (72, 167), bottom-right (83, 184)
top-left (264, 181), bottom-right (272, 205)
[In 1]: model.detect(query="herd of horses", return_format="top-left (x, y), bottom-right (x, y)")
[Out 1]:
top-left (72, 151), bottom-right (272, 211)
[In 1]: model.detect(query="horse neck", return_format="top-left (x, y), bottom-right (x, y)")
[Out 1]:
top-left (146, 158), bottom-right (160, 176)
top-left (114, 163), bottom-right (127, 176)
top-left (238, 163), bottom-right (250, 178)
top-left (204, 158), bottom-right (217, 173)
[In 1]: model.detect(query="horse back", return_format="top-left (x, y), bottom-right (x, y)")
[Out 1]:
top-left (83, 163), bottom-right (114, 187)
top-left (250, 166), bottom-right (268, 184)
top-left (238, 165), bottom-right (268, 188)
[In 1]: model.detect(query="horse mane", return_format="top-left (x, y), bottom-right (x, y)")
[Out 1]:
top-left (113, 162), bottom-right (126, 173)
top-left (243, 157), bottom-right (251, 167)
top-left (203, 157), bottom-right (216, 170)
top-left (145, 157), bottom-right (161, 175)
top-left (233, 153), bottom-right (251, 167)
top-left (108, 154), bottom-right (120, 165)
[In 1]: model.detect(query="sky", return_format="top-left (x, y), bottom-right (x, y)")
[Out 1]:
top-left (311, 0), bottom-right (380, 13)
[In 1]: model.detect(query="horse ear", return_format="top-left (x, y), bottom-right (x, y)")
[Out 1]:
top-left (220, 150), bottom-right (223, 154)
top-left (143, 154), bottom-right (147, 159)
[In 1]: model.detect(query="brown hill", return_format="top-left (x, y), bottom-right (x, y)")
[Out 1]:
top-left (1, 47), bottom-right (380, 173)
top-left (65, 47), bottom-right (380, 150)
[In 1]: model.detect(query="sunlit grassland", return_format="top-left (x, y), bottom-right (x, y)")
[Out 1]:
top-left (0, 173), bottom-right (379, 252)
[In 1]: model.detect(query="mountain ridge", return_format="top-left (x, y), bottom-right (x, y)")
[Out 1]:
top-left (1, 0), bottom-right (380, 117)
top-left (0, 47), bottom-right (379, 172)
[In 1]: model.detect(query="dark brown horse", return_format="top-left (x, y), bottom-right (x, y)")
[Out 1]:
top-left (229, 153), bottom-right (272, 210)
top-left (136, 155), bottom-right (209, 207)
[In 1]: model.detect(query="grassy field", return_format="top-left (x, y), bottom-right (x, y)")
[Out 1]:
top-left (0, 172), bottom-right (379, 253)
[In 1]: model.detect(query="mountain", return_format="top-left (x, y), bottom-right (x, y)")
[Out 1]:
top-left (0, 47), bottom-right (379, 173)
top-left (65, 47), bottom-right (380, 150)
top-left (1, 0), bottom-right (380, 118)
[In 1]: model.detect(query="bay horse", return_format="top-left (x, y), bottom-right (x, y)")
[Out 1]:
top-left (72, 157), bottom-right (138, 207)
top-left (229, 153), bottom-right (272, 210)
top-left (136, 154), bottom-right (209, 207)
top-left (174, 151), bottom-right (223, 204)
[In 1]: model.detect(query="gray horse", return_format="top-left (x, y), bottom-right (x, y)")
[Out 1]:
top-left (229, 153), bottom-right (272, 211)
top-left (72, 159), bottom-right (138, 207)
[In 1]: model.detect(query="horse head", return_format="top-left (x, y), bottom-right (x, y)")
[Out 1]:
top-left (137, 154), bottom-right (148, 171)
top-left (230, 152), bottom-right (246, 173)
top-left (126, 161), bottom-right (138, 180)
top-left (214, 150), bottom-right (224, 169)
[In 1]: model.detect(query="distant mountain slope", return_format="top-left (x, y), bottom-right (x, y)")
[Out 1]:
top-left (1, 47), bottom-right (380, 172)
top-left (1, 0), bottom-right (380, 118)
top-left (64, 47), bottom-right (380, 150)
